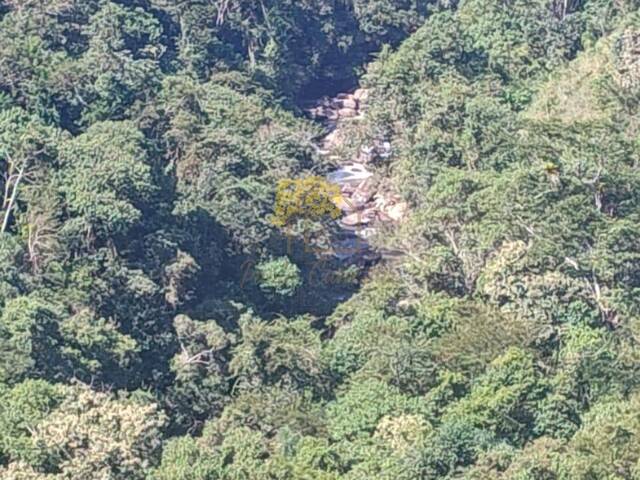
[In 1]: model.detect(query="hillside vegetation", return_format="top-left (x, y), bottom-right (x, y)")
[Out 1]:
top-left (1, 1), bottom-right (640, 479)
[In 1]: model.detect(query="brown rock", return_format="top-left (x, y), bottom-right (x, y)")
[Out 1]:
top-left (376, 211), bottom-right (393, 222)
top-left (325, 109), bottom-right (339, 121)
top-left (338, 107), bottom-right (357, 118)
top-left (351, 183), bottom-right (375, 206)
top-left (373, 193), bottom-right (387, 210)
top-left (354, 89), bottom-right (369, 102)
top-left (385, 202), bottom-right (408, 221)
top-left (340, 183), bottom-right (356, 193)
top-left (361, 207), bottom-right (377, 221)
top-left (358, 145), bottom-right (375, 164)
top-left (341, 212), bottom-right (369, 226)
top-left (341, 207), bottom-right (377, 227)
top-left (340, 195), bottom-right (366, 211)
top-left (305, 107), bottom-right (322, 118)
top-left (357, 227), bottom-right (377, 239)
top-left (338, 98), bottom-right (358, 110)
top-left (332, 195), bottom-right (357, 213)
top-left (320, 130), bottom-right (340, 149)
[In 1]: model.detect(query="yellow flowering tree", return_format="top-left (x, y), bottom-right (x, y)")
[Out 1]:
top-left (271, 176), bottom-right (342, 228)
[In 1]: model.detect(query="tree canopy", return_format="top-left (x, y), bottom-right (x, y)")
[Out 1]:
top-left (1, 0), bottom-right (640, 478)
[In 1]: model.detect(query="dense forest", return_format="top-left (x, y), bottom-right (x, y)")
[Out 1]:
top-left (1, 0), bottom-right (640, 478)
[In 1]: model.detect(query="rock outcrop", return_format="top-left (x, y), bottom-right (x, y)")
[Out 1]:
top-left (306, 88), bottom-right (407, 260)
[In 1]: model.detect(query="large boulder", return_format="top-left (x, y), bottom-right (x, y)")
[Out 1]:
top-left (354, 88), bottom-right (368, 101)
top-left (338, 107), bottom-right (358, 118)
top-left (384, 202), bottom-right (408, 222)
top-left (337, 98), bottom-right (358, 110)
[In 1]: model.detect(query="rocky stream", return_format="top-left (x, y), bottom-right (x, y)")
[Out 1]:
top-left (305, 89), bottom-right (407, 262)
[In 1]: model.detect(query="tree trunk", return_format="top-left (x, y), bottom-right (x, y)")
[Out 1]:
top-left (1, 166), bottom-right (24, 234)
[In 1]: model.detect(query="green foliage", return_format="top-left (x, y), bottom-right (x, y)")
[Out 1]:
top-left (59, 309), bottom-right (138, 379)
top-left (323, 274), bottom-right (442, 392)
top-left (157, 75), bottom-right (320, 252)
top-left (165, 314), bottom-right (230, 433)
top-left (1, 0), bottom-right (640, 478)
top-left (326, 379), bottom-right (423, 441)
top-left (0, 380), bottom-right (64, 467)
top-left (149, 0), bottom-right (429, 98)
top-left (443, 348), bottom-right (545, 443)
top-left (255, 257), bottom-right (302, 297)
top-left (0, 382), bottom-right (165, 478)
top-left (0, 1), bottom-right (160, 127)
top-left (229, 311), bottom-right (327, 392)
top-left (57, 120), bottom-right (157, 241)
top-left (0, 234), bottom-right (24, 306)
top-left (353, 0), bottom-right (432, 45)
top-left (62, 2), bottom-right (162, 126)
top-left (564, 392), bottom-right (640, 478)
top-left (152, 435), bottom-right (219, 480)
top-left (0, 295), bottom-right (62, 385)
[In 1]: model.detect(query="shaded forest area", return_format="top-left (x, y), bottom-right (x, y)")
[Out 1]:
top-left (1, 1), bottom-right (640, 479)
